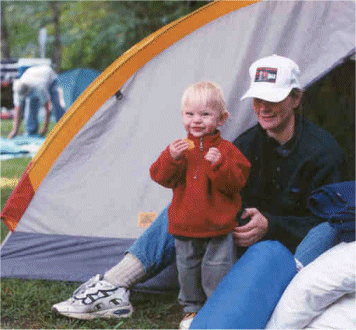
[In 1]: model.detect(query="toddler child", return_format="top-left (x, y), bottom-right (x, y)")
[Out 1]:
top-left (150, 81), bottom-right (250, 328)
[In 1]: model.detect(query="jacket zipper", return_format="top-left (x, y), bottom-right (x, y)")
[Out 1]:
top-left (194, 137), bottom-right (204, 180)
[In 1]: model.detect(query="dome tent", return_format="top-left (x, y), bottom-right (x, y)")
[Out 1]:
top-left (57, 68), bottom-right (101, 110)
top-left (1, 1), bottom-right (355, 295)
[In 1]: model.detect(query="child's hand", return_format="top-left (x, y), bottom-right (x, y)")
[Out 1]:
top-left (169, 139), bottom-right (189, 159)
top-left (205, 147), bottom-right (221, 165)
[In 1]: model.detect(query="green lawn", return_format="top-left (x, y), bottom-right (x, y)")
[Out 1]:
top-left (1, 120), bottom-right (181, 329)
top-left (1, 279), bottom-right (181, 329)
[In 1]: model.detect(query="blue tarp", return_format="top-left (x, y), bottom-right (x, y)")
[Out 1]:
top-left (0, 135), bottom-right (45, 160)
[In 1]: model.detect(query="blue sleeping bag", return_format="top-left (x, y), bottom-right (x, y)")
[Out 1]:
top-left (190, 241), bottom-right (297, 329)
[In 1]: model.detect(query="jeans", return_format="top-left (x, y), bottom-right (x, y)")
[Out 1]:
top-left (128, 206), bottom-right (341, 279)
top-left (128, 206), bottom-right (176, 275)
top-left (24, 79), bottom-right (65, 135)
top-left (294, 222), bottom-right (340, 266)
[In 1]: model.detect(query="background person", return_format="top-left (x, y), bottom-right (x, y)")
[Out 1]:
top-left (8, 64), bottom-right (65, 139)
top-left (52, 55), bottom-right (346, 325)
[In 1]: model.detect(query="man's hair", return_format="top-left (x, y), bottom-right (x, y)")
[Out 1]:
top-left (181, 81), bottom-right (228, 115)
top-left (18, 83), bottom-right (31, 97)
top-left (290, 88), bottom-right (304, 114)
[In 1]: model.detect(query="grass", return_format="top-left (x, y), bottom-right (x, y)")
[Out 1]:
top-left (1, 278), bottom-right (181, 329)
top-left (1, 119), bottom-right (182, 329)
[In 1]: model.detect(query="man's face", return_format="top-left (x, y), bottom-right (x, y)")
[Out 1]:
top-left (253, 95), bottom-right (299, 136)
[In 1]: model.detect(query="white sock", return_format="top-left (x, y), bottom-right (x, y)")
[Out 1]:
top-left (295, 258), bottom-right (304, 271)
top-left (104, 252), bottom-right (146, 288)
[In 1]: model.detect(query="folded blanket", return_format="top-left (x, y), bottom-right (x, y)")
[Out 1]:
top-left (307, 181), bottom-right (355, 222)
top-left (307, 181), bottom-right (355, 241)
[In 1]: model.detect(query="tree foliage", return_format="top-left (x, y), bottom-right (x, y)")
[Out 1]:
top-left (1, 1), bottom-right (209, 72)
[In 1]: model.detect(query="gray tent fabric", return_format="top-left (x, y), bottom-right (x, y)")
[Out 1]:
top-left (1, 232), bottom-right (133, 281)
top-left (1, 232), bottom-right (178, 292)
top-left (1, 1), bottom-right (355, 290)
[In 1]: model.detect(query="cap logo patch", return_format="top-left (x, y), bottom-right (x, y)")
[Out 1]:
top-left (255, 67), bottom-right (277, 83)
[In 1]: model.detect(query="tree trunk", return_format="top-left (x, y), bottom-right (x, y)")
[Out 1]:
top-left (49, 1), bottom-right (61, 72)
top-left (1, 4), bottom-right (11, 58)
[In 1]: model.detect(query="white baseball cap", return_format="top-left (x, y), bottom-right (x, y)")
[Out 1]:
top-left (241, 54), bottom-right (301, 102)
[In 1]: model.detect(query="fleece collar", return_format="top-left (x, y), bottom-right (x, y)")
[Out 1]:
top-left (187, 130), bottom-right (222, 151)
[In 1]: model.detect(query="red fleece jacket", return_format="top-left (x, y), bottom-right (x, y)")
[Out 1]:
top-left (150, 131), bottom-right (250, 238)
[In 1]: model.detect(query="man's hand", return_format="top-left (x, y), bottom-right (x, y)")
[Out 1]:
top-left (40, 101), bottom-right (50, 136)
top-left (8, 106), bottom-right (22, 139)
top-left (169, 139), bottom-right (189, 159)
top-left (233, 208), bottom-right (269, 247)
top-left (39, 127), bottom-right (48, 136)
top-left (8, 128), bottom-right (18, 139)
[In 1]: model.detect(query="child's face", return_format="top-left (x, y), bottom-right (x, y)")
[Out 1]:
top-left (182, 102), bottom-right (224, 138)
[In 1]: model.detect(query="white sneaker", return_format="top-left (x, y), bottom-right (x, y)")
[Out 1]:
top-left (179, 312), bottom-right (197, 329)
top-left (51, 274), bottom-right (133, 320)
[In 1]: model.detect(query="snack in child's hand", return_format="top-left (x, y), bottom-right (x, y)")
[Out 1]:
top-left (184, 138), bottom-right (195, 150)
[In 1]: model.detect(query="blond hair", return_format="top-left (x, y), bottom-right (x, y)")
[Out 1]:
top-left (181, 81), bottom-right (228, 115)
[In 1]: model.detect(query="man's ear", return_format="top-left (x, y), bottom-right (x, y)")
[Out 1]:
top-left (292, 90), bottom-right (303, 109)
top-left (218, 112), bottom-right (229, 126)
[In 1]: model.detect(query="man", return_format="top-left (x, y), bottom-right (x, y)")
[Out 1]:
top-left (52, 55), bottom-right (346, 327)
top-left (8, 64), bottom-right (65, 139)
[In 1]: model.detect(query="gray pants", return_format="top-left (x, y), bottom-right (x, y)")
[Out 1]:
top-left (175, 233), bottom-right (237, 313)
